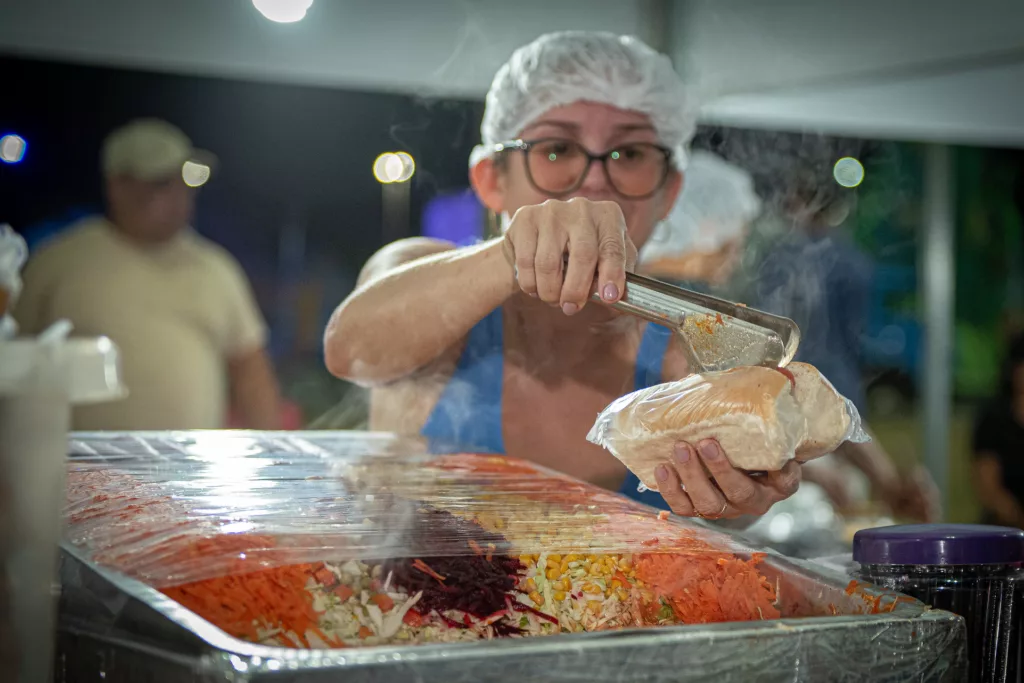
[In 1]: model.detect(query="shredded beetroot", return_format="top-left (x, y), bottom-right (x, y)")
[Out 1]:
top-left (384, 508), bottom-right (524, 636)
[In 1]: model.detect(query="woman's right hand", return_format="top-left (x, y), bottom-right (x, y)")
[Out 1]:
top-left (501, 198), bottom-right (637, 315)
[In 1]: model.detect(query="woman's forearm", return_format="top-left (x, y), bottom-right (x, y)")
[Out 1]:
top-left (325, 239), bottom-right (516, 385)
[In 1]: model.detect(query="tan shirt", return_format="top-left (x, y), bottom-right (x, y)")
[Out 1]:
top-left (14, 218), bottom-right (267, 430)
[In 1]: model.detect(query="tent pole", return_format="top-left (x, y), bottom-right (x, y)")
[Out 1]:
top-left (921, 144), bottom-right (955, 518)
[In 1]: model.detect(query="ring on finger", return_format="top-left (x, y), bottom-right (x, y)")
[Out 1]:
top-left (699, 501), bottom-right (729, 520)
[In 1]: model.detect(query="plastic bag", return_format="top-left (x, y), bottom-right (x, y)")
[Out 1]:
top-left (0, 224), bottom-right (28, 339)
top-left (64, 431), bottom-right (784, 649)
top-left (587, 363), bottom-right (869, 493)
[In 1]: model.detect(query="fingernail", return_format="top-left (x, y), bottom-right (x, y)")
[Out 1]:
top-left (655, 465), bottom-right (669, 482)
top-left (528, 292), bottom-right (538, 298)
top-left (674, 443), bottom-right (691, 464)
top-left (562, 302), bottom-right (579, 315)
top-left (699, 440), bottom-right (721, 460)
top-left (602, 283), bottom-right (619, 301)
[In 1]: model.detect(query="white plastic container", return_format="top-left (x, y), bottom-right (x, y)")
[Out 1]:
top-left (0, 335), bottom-right (124, 683)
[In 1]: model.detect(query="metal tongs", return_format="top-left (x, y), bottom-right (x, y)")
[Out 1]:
top-left (592, 273), bottom-right (801, 373)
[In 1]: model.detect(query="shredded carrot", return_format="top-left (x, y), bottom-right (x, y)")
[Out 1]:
top-left (641, 538), bottom-right (660, 546)
top-left (333, 584), bottom-right (354, 601)
top-left (634, 551), bottom-right (780, 624)
top-left (845, 580), bottom-right (859, 596)
top-left (411, 559), bottom-right (446, 582)
top-left (358, 626), bottom-right (373, 639)
top-left (161, 561), bottom-right (321, 645)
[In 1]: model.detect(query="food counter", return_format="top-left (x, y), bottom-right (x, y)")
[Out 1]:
top-left (56, 431), bottom-right (966, 682)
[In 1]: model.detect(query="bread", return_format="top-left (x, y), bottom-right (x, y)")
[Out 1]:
top-left (587, 362), bottom-right (859, 492)
top-left (788, 362), bottom-right (853, 461)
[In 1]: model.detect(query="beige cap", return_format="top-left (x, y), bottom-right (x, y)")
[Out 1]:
top-left (101, 118), bottom-right (216, 182)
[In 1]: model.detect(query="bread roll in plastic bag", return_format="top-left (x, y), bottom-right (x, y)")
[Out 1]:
top-left (587, 362), bottom-right (870, 492)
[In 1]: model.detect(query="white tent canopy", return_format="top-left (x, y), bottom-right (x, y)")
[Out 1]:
top-left (674, 0), bottom-right (1024, 149)
top-left (1, 0), bottom-right (1022, 148)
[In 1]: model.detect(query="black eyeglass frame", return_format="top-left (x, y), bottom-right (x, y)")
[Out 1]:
top-left (492, 138), bottom-right (674, 200)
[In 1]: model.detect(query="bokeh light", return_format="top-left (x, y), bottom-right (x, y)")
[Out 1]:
top-left (251, 0), bottom-right (313, 23)
top-left (373, 151), bottom-right (416, 184)
top-left (182, 160), bottom-right (212, 188)
top-left (0, 134), bottom-right (27, 164)
top-left (833, 157), bottom-right (865, 188)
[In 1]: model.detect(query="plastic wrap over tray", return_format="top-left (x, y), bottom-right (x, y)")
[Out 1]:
top-left (60, 431), bottom-right (966, 682)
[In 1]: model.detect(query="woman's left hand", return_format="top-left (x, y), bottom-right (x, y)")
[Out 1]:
top-left (654, 440), bottom-right (801, 519)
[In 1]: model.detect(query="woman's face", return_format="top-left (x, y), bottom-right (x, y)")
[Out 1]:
top-left (474, 101), bottom-right (683, 251)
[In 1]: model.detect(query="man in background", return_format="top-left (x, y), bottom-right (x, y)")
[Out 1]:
top-left (15, 118), bottom-right (281, 430)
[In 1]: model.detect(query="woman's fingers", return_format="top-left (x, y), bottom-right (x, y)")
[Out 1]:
top-left (589, 200), bottom-right (628, 303)
top-left (670, 442), bottom-right (733, 518)
top-left (694, 439), bottom-right (770, 515)
top-left (561, 230), bottom-right (599, 313)
top-left (764, 460), bottom-right (802, 503)
top-left (533, 222), bottom-right (566, 303)
top-left (508, 213), bottom-right (539, 296)
top-left (654, 463), bottom-right (695, 516)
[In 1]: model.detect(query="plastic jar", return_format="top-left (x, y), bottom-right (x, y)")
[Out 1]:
top-left (853, 524), bottom-right (1024, 683)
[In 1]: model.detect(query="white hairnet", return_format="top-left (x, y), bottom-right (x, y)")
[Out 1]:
top-left (640, 151), bottom-right (762, 262)
top-left (470, 31), bottom-right (696, 171)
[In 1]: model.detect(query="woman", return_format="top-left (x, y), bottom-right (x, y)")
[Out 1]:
top-left (325, 32), bottom-right (801, 519)
top-left (973, 334), bottom-right (1024, 528)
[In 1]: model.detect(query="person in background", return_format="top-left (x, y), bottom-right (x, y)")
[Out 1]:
top-left (14, 118), bottom-right (281, 430)
top-left (326, 32), bottom-right (802, 520)
top-left (637, 150), bottom-right (760, 292)
top-left (973, 334), bottom-right (1024, 528)
top-left (755, 177), bottom-right (939, 522)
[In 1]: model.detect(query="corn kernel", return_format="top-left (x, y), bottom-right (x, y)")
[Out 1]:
top-left (618, 558), bottom-right (632, 570)
top-left (525, 578), bottom-right (537, 592)
top-left (567, 554), bottom-right (582, 562)
top-left (519, 555), bottom-right (533, 566)
top-left (611, 579), bottom-right (623, 590)
top-left (582, 582), bottom-right (600, 594)
top-left (548, 554), bottom-right (562, 564)
top-left (554, 591), bottom-right (567, 601)
top-left (587, 600), bottom-right (603, 614)
top-left (529, 591), bottom-right (544, 606)
top-left (589, 563), bottom-right (602, 576)
top-left (587, 554), bottom-right (599, 564)
top-left (546, 557), bottom-right (560, 570)
top-left (546, 568), bottom-right (559, 580)
top-left (616, 589), bottom-right (629, 602)
top-left (560, 559), bottom-right (570, 574)
top-left (636, 580), bottom-right (645, 589)
top-left (554, 579), bottom-right (568, 591)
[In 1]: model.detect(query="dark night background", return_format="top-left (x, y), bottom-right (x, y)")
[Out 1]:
top-left (0, 55), bottom-right (485, 349)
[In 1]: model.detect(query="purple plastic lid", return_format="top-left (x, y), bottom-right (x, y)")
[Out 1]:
top-left (853, 524), bottom-right (1024, 566)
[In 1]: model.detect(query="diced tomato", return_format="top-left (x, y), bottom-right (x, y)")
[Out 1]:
top-left (313, 567), bottom-right (335, 586)
top-left (370, 593), bottom-right (395, 611)
top-left (358, 626), bottom-right (374, 639)
top-left (333, 584), bottom-right (354, 601)
top-left (403, 609), bottom-right (424, 627)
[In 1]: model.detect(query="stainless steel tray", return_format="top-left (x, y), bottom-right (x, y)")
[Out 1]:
top-left (56, 431), bottom-right (967, 683)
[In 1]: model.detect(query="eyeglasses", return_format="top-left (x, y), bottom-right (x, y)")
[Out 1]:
top-left (494, 138), bottom-right (673, 200)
